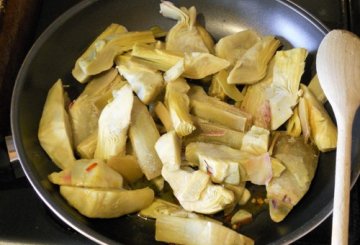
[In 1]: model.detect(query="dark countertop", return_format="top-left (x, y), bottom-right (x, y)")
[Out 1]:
top-left (1, 0), bottom-right (359, 244)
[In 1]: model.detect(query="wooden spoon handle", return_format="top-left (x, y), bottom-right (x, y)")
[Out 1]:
top-left (331, 116), bottom-right (353, 245)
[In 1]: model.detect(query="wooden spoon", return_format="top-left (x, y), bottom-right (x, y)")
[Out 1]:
top-left (316, 30), bottom-right (360, 245)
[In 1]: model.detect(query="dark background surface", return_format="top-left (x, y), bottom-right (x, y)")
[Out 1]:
top-left (1, 0), bottom-right (359, 244)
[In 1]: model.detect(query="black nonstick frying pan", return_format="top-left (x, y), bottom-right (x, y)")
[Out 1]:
top-left (10, 0), bottom-right (360, 244)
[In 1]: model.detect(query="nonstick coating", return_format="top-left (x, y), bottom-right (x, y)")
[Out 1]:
top-left (11, 0), bottom-right (360, 244)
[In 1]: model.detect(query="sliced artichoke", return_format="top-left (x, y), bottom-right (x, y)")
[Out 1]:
top-left (240, 125), bottom-right (270, 155)
top-left (299, 84), bottom-right (337, 152)
top-left (308, 74), bottom-right (327, 104)
top-left (165, 78), bottom-right (196, 136)
top-left (154, 101), bottom-right (174, 132)
top-left (107, 155), bottom-right (143, 184)
top-left (155, 216), bottom-right (254, 245)
top-left (76, 130), bottom-right (97, 159)
top-left (286, 107), bottom-right (302, 137)
top-left (154, 131), bottom-right (182, 171)
top-left (160, 1), bottom-right (214, 53)
top-left (48, 159), bottom-right (123, 188)
top-left (60, 186), bottom-right (154, 218)
top-left (117, 59), bottom-right (164, 104)
top-left (209, 69), bottom-right (244, 102)
top-left (215, 29), bottom-right (261, 66)
top-left (129, 97), bottom-right (162, 180)
top-left (184, 117), bottom-right (244, 150)
top-left (267, 48), bottom-right (308, 130)
top-left (227, 36), bottom-right (280, 84)
top-left (38, 79), bottom-right (76, 169)
top-left (94, 84), bottom-right (133, 160)
top-left (189, 86), bottom-right (252, 132)
top-left (266, 134), bottom-right (319, 222)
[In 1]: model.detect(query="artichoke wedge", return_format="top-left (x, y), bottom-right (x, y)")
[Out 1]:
top-left (69, 68), bottom-right (120, 147)
top-left (209, 69), bottom-right (244, 102)
top-left (165, 78), bottom-right (195, 137)
top-left (72, 24), bottom-right (155, 82)
top-left (117, 59), bottom-right (164, 104)
top-left (155, 216), bottom-right (254, 245)
top-left (107, 155), bottom-right (143, 184)
top-left (308, 74), bottom-right (327, 104)
top-left (94, 84), bottom-right (133, 160)
top-left (154, 101), bottom-right (174, 132)
top-left (184, 117), bottom-right (244, 150)
top-left (159, 1), bottom-right (214, 53)
top-left (228, 36), bottom-right (280, 84)
top-left (76, 130), bottom-right (97, 159)
top-left (189, 86), bottom-right (252, 132)
top-left (266, 134), bottom-right (319, 222)
top-left (240, 126), bottom-right (270, 155)
top-left (38, 79), bottom-right (76, 170)
top-left (154, 131), bottom-right (182, 171)
top-left (215, 29), bottom-right (260, 66)
top-left (60, 186), bottom-right (154, 218)
top-left (267, 48), bottom-right (308, 130)
top-left (129, 97), bottom-right (162, 180)
top-left (48, 159), bottom-right (123, 188)
top-left (299, 84), bottom-right (337, 152)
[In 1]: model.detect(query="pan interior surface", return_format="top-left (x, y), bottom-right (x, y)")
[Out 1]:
top-left (11, 0), bottom-right (360, 244)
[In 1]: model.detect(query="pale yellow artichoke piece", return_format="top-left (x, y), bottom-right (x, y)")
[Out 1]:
top-left (72, 24), bottom-right (128, 82)
top-left (117, 59), bottom-right (164, 104)
top-left (163, 58), bottom-right (185, 83)
top-left (228, 36), bottom-right (280, 84)
top-left (267, 48), bottom-right (308, 130)
top-left (140, 198), bottom-right (220, 222)
top-left (286, 107), bottom-right (302, 137)
top-left (183, 52), bottom-right (230, 79)
top-left (184, 117), bottom-right (244, 150)
top-left (239, 58), bottom-right (274, 129)
top-left (76, 130), bottom-right (97, 159)
top-left (308, 74), bottom-right (327, 104)
top-left (241, 125), bottom-right (270, 155)
top-left (215, 29), bottom-right (261, 66)
top-left (298, 97), bottom-right (311, 142)
top-left (271, 157), bottom-right (286, 178)
top-left (210, 70), bottom-right (244, 102)
top-left (94, 84), bottom-right (133, 160)
top-left (60, 186), bottom-right (154, 218)
top-left (300, 84), bottom-right (337, 152)
top-left (38, 79), bottom-right (76, 170)
top-left (155, 216), bottom-right (254, 245)
top-left (129, 97), bottom-right (162, 180)
top-left (48, 159), bottom-right (123, 188)
top-left (165, 78), bottom-right (196, 137)
top-left (72, 27), bottom-right (156, 82)
top-left (155, 131), bottom-right (182, 171)
top-left (224, 183), bottom-right (247, 205)
top-left (209, 73), bottom-right (227, 101)
top-left (186, 142), bottom-right (273, 185)
top-left (266, 134), bottom-right (319, 222)
top-left (161, 167), bottom-right (234, 214)
top-left (131, 43), bottom-right (183, 71)
top-left (107, 155), bottom-right (143, 184)
top-left (189, 87), bottom-right (252, 132)
top-left (231, 209), bottom-right (253, 225)
top-left (154, 101), bottom-right (174, 132)
top-left (69, 69), bottom-right (119, 147)
top-left (160, 1), bottom-right (214, 53)
top-left (93, 76), bottom-right (127, 111)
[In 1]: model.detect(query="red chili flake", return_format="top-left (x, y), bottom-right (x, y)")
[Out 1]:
top-left (204, 160), bottom-right (213, 175)
top-left (63, 174), bottom-right (72, 184)
top-left (86, 162), bottom-right (98, 172)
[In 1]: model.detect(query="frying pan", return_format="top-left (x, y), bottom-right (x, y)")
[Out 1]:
top-left (10, 0), bottom-right (360, 244)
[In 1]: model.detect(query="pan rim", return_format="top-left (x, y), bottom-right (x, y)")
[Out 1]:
top-left (10, 0), bottom-right (354, 244)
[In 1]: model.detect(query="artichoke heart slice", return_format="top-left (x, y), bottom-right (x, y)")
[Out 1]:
top-left (129, 97), bottom-right (162, 180)
top-left (94, 84), bottom-right (133, 160)
top-left (160, 1), bottom-right (214, 53)
top-left (48, 159), bottom-right (123, 188)
top-left (155, 216), bottom-right (254, 245)
top-left (117, 59), bottom-right (164, 104)
top-left (76, 130), bottom-right (98, 159)
top-left (299, 84), bottom-right (337, 152)
top-left (107, 155), bottom-right (144, 184)
top-left (38, 79), bottom-right (76, 170)
top-left (266, 134), bottom-right (319, 222)
top-left (189, 86), bottom-right (252, 132)
top-left (154, 131), bottom-right (182, 171)
top-left (69, 68), bottom-right (120, 147)
top-left (72, 25), bottom-right (156, 82)
top-left (215, 29), bottom-right (261, 66)
top-left (241, 125), bottom-right (270, 155)
top-left (267, 48), bottom-right (308, 130)
top-left (228, 36), bottom-right (280, 84)
top-left (60, 186), bottom-right (154, 218)
top-left (209, 69), bottom-right (244, 102)
top-left (165, 78), bottom-right (196, 137)
top-left (308, 74), bottom-right (327, 104)
top-left (184, 117), bottom-right (244, 150)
